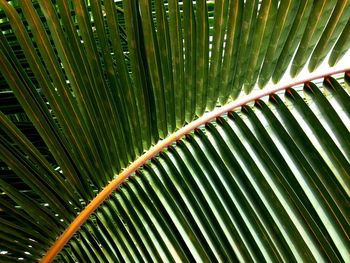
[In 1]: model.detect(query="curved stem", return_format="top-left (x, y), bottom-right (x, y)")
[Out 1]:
top-left (41, 66), bottom-right (350, 262)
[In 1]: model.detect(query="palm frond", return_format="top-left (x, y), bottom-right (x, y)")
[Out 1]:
top-left (0, 0), bottom-right (350, 261)
top-left (54, 75), bottom-right (350, 262)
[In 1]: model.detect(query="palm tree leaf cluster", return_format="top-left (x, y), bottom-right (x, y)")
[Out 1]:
top-left (0, 0), bottom-right (349, 261)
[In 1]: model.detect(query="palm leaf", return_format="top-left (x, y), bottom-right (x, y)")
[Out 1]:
top-left (0, 0), bottom-right (349, 262)
top-left (50, 75), bottom-right (350, 262)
